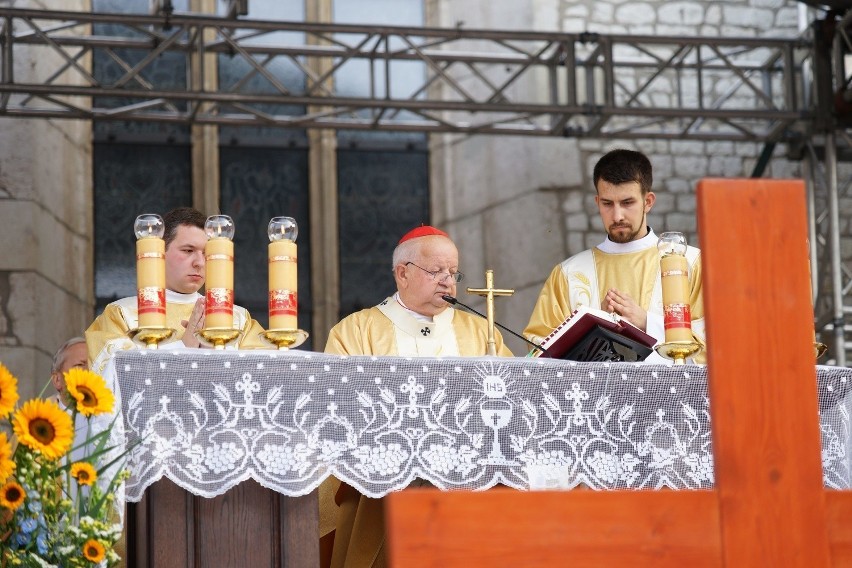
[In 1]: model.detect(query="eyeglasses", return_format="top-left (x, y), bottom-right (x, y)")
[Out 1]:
top-left (405, 261), bottom-right (464, 283)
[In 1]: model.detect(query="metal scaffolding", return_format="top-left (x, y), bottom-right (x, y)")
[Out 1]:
top-left (0, 6), bottom-right (848, 363)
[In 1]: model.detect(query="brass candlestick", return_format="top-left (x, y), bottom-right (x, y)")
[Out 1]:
top-left (260, 328), bottom-right (309, 350)
top-left (197, 327), bottom-right (241, 350)
top-left (655, 340), bottom-right (703, 365)
top-left (129, 327), bottom-right (176, 349)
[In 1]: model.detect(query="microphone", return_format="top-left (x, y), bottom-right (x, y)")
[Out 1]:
top-left (442, 295), bottom-right (546, 354)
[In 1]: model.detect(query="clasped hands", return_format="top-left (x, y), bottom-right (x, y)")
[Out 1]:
top-left (602, 288), bottom-right (648, 332)
top-left (180, 297), bottom-right (206, 348)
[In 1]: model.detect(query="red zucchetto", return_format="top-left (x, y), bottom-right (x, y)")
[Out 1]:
top-left (397, 225), bottom-right (449, 244)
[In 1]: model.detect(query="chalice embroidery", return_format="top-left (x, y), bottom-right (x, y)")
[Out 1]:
top-left (475, 362), bottom-right (519, 466)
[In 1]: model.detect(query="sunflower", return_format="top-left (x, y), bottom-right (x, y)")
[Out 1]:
top-left (65, 368), bottom-right (115, 417)
top-left (0, 480), bottom-right (25, 510)
top-left (82, 539), bottom-right (106, 563)
top-left (70, 462), bottom-right (98, 486)
top-left (12, 399), bottom-right (74, 459)
top-left (0, 362), bottom-right (20, 418)
top-left (0, 432), bottom-right (14, 482)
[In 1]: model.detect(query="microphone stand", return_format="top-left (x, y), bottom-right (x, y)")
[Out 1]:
top-left (442, 295), bottom-right (546, 355)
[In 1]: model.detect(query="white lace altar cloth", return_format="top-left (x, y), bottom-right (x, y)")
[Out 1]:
top-left (111, 349), bottom-right (852, 501)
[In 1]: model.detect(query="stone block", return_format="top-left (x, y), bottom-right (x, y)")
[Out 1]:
top-left (565, 211), bottom-right (590, 232)
top-left (652, 192), bottom-right (676, 214)
top-left (652, 154), bottom-right (674, 179)
top-left (0, 345), bottom-right (46, 401)
top-left (720, 25), bottom-right (757, 37)
top-left (723, 5), bottom-right (774, 25)
top-left (590, 3), bottom-right (614, 22)
top-left (615, 3), bottom-right (656, 25)
top-left (735, 142), bottom-right (760, 158)
top-left (676, 193), bottom-right (696, 212)
top-left (567, 231), bottom-right (587, 255)
top-left (563, 18), bottom-right (588, 33)
top-left (656, 24), bottom-right (699, 36)
top-left (775, 7), bottom-right (797, 27)
top-left (530, 0), bottom-right (561, 31)
top-left (578, 139), bottom-right (607, 153)
top-left (439, 136), bottom-right (583, 219)
top-left (666, 178), bottom-right (691, 194)
top-left (444, 216), bottom-right (486, 293)
top-left (658, 2), bottom-right (704, 26)
top-left (564, 4), bottom-right (589, 18)
top-left (768, 159), bottom-right (799, 178)
top-left (662, 212), bottom-right (698, 234)
top-left (481, 190), bottom-right (565, 293)
top-left (628, 25), bottom-right (656, 35)
top-left (562, 188), bottom-right (587, 212)
top-left (499, 283), bottom-right (548, 356)
top-left (674, 155), bottom-right (709, 178)
top-left (8, 272), bottom-right (91, 363)
top-left (585, 233), bottom-right (602, 249)
top-left (839, 197), bottom-right (852, 218)
top-left (0, 201), bottom-right (91, 301)
top-left (670, 140), bottom-right (707, 156)
top-left (705, 5), bottom-right (722, 25)
top-left (647, 209), bottom-right (662, 232)
top-left (708, 155), bottom-right (745, 177)
top-left (652, 140), bottom-right (671, 154)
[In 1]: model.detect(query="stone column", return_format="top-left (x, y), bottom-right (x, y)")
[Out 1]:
top-left (0, 0), bottom-right (94, 399)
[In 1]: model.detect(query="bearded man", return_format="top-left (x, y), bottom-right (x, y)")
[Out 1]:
top-left (524, 148), bottom-right (706, 355)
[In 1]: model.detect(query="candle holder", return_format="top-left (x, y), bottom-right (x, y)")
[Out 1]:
top-left (260, 328), bottom-right (309, 350)
top-left (129, 326), bottom-right (176, 349)
top-left (655, 340), bottom-right (703, 365)
top-left (196, 327), bottom-right (241, 350)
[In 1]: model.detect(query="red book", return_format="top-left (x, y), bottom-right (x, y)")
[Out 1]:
top-left (538, 305), bottom-right (657, 361)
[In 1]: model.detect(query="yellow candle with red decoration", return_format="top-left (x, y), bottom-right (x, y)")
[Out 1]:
top-left (658, 232), bottom-right (693, 343)
top-left (268, 217), bottom-right (298, 330)
top-left (204, 215), bottom-right (235, 329)
top-left (134, 214), bottom-right (166, 329)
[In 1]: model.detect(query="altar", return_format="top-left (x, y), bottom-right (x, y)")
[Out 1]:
top-left (110, 349), bottom-right (851, 564)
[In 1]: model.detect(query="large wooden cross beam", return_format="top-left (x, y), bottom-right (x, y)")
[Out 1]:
top-left (385, 179), bottom-right (852, 566)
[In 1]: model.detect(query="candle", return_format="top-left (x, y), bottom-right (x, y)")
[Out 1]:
top-left (204, 215), bottom-right (235, 329)
top-left (658, 232), bottom-right (693, 343)
top-left (268, 217), bottom-right (298, 330)
top-left (134, 214), bottom-right (166, 329)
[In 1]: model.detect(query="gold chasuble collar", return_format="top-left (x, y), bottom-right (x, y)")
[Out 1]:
top-left (376, 297), bottom-right (461, 357)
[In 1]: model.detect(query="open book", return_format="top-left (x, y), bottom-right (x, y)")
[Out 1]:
top-left (538, 305), bottom-right (657, 362)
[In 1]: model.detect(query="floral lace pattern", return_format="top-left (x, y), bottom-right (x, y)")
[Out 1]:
top-left (108, 351), bottom-right (852, 500)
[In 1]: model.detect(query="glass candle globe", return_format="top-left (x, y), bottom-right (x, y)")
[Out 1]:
top-left (205, 215), bottom-right (235, 240)
top-left (658, 231), bottom-right (687, 256)
top-left (134, 214), bottom-right (165, 239)
top-left (268, 216), bottom-right (298, 242)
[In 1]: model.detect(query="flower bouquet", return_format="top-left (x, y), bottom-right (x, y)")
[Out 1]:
top-left (0, 361), bottom-right (127, 567)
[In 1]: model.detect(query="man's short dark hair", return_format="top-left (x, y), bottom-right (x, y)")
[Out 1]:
top-left (163, 207), bottom-right (206, 248)
top-left (593, 149), bottom-right (653, 195)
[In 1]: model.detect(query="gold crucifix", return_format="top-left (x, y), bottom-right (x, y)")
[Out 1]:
top-left (467, 269), bottom-right (515, 356)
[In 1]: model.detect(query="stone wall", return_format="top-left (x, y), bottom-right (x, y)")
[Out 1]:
top-left (428, 0), bottom-right (818, 355)
top-left (0, 0), bottom-right (93, 399)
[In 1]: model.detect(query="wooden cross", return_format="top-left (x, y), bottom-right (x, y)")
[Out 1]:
top-left (466, 269), bottom-right (514, 356)
top-left (386, 179), bottom-right (852, 566)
